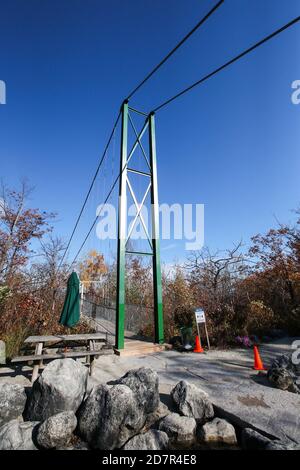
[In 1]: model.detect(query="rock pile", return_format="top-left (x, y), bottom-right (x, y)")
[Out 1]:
top-left (267, 353), bottom-right (300, 394)
top-left (0, 383), bottom-right (27, 427)
top-left (0, 358), bottom-right (297, 450)
top-left (26, 358), bottom-right (88, 421)
top-left (171, 380), bottom-right (214, 423)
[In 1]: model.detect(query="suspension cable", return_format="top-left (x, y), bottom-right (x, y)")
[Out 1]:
top-left (126, 0), bottom-right (224, 99)
top-left (58, 111), bottom-right (121, 268)
top-left (61, 12), bottom-right (300, 269)
top-left (69, 116), bottom-right (150, 267)
top-left (152, 15), bottom-right (300, 112)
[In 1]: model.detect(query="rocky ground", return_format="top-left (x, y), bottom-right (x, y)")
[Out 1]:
top-left (0, 359), bottom-right (236, 450)
top-left (87, 336), bottom-right (300, 445)
top-left (0, 356), bottom-right (299, 450)
top-left (0, 336), bottom-right (299, 450)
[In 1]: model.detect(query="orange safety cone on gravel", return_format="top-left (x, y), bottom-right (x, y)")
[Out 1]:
top-left (194, 335), bottom-right (204, 353)
top-left (253, 345), bottom-right (267, 371)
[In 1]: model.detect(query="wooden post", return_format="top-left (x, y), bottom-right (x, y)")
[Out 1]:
top-left (204, 322), bottom-right (211, 349)
top-left (86, 339), bottom-right (92, 367)
top-left (31, 342), bottom-right (43, 384)
top-left (89, 339), bottom-right (95, 376)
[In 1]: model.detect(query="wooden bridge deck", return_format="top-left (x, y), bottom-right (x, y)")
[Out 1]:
top-left (114, 339), bottom-right (172, 357)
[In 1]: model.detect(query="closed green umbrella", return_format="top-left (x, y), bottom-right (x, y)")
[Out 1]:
top-left (59, 272), bottom-right (80, 328)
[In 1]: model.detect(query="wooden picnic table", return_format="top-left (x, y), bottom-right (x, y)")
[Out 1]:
top-left (12, 332), bottom-right (112, 383)
top-left (24, 333), bottom-right (107, 343)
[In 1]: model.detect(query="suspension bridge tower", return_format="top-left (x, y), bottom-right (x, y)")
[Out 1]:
top-left (115, 100), bottom-right (164, 350)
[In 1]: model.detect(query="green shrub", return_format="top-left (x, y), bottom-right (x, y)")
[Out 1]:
top-left (174, 305), bottom-right (195, 329)
top-left (2, 325), bottom-right (30, 360)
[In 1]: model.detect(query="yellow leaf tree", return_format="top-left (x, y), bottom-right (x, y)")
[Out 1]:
top-left (79, 250), bottom-right (107, 289)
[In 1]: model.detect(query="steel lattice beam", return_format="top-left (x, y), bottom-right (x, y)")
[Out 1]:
top-left (115, 101), bottom-right (164, 349)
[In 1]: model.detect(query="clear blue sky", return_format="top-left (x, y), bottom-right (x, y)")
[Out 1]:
top-left (0, 0), bottom-right (300, 265)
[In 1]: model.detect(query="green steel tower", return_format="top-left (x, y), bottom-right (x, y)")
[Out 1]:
top-left (115, 100), bottom-right (164, 349)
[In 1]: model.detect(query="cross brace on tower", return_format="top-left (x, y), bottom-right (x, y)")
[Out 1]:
top-left (115, 100), bottom-right (164, 349)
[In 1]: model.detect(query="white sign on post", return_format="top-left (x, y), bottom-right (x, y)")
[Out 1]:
top-left (195, 308), bottom-right (210, 350)
top-left (195, 309), bottom-right (205, 324)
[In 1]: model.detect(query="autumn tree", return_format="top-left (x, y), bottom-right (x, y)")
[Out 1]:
top-left (79, 250), bottom-right (108, 309)
top-left (126, 256), bottom-right (152, 306)
top-left (27, 236), bottom-right (68, 330)
top-left (0, 181), bottom-right (55, 287)
top-left (161, 266), bottom-right (195, 336)
top-left (79, 250), bottom-right (107, 287)
top-left (0, 183), bottom-right (72, 357)
top-left (248, 213), bottom-right (300, 333)
top-left (184, 243), bottom-right (249, 345)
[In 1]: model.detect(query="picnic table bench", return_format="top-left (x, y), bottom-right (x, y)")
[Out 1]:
top-left (11, 333), bottom-right (113, 383)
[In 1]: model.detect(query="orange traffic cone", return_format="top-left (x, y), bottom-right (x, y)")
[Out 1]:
top-left (194, 335), bottom-right (204, 353)
top-left (253, 345), bottom-right (267, 371)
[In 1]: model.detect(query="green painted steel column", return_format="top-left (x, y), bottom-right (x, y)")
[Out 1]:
top-left (116, 100), bottom-right (128, 349)
top-left (149, 112), bottom-right (164, 344)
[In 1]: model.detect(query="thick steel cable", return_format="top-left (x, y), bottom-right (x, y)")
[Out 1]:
top-left (152, 15), bottom-right (300, 112)
top-left (63, 13), bottom-right (300, 268)
top-left (69, 116), bottom-right (150, 267)
top-left (126, 0), bottom-right (224, 99)
top-left (58, 111), bottom-right (121, 268)
top-left (59, 2), bottom-right (224, 268)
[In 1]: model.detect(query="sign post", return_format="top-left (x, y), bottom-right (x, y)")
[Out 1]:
top-left (195, 308), bottom-right (210, 350)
